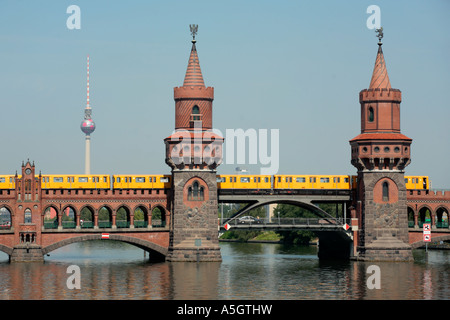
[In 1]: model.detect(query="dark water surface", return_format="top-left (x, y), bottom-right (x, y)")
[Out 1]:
top-left (0, 241), bottom-right (448, 300)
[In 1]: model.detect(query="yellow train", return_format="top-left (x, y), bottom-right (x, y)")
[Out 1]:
top-left (112, 175), bottom-right (172, 189)
top-left (0, 174), bottom-right (429, 191)
top-left (41, 175), bottom-right (111, 189)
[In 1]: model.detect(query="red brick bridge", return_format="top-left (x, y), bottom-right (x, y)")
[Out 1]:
top-left (0, 161), bottom-right (449, 262)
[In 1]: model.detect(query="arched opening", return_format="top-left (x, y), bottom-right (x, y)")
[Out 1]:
top-left (133, 206), bottom-right (148, 228)
top-left (24, 209), bottom-right (32, 224)
top-left (187, 180), bottom-right (204, 201)
top-left (418, 206), bottom-right (432, 228)
top-left (151, 206), bottom-right (166, 228)
top-left (192, 105), bottom-right (200, 120)
top-left (80, 206), bottom-right (94, 228)
top-left (62, 206), bottom-right (76, 229)
top-left (407, 206), bottom-right (415, 228)
top-left (116, 206), bottom-right (130, 228)
top-left (44, 206), bottom-right (58, 229)
top-left (382, 181), bottom-right (389, 202)
top-left (0, 207), bottom-right (12, 230)
top-left (368, 106), bottom-right (374, 122)
top-left (436, 207), bottom-right (449, 228)
top-left (98, 206), bottom-right (113, 228)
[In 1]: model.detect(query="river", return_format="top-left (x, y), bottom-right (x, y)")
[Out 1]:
top-left (0, 241), bottom-right (448, 300)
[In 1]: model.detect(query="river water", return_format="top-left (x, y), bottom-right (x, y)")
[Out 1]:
top-left (0, 241), bottom-right (448, 300)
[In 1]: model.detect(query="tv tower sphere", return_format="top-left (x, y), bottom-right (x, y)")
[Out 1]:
top-left (81, 118), bottom-right (96, 135)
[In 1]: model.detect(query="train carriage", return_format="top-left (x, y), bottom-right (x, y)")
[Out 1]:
top-left (0, 175), bottom-right (17, 189)
top-left (41, 175), bottom-right (110, 189)
top-left (405, 176), bottom-right (429, 190)
top-left (112, 175), bottom-right (171, 189)
top-left (273, 175), bottom-right (352, 193)
top-left (216, 175), bottom-right (272, 194)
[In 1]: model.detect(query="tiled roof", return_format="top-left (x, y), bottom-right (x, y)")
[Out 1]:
top-left (369, 45), bottom-right (391, 90)
top-left (183, 41), bottom-right (205, 87)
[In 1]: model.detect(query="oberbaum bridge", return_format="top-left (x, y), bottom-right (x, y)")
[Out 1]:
top-left (0, 26), bottom-right (449, 263)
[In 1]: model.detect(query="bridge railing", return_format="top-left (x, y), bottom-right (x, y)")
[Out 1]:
top-left (225, 217), bottom-right (346, 228)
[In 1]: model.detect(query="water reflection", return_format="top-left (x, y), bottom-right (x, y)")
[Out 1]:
top-left (0, 241), bottom-right (448, 300)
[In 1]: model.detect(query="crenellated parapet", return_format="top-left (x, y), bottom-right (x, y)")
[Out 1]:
top-left (174, 86), bottom-right (214, 100)
top-left (359, 88), bottom-right (401, 103)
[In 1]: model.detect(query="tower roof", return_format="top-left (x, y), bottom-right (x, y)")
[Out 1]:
top-left (369, 43), bottom-right (391, 89)
top-left (182, 40), bottom-right (206, 87)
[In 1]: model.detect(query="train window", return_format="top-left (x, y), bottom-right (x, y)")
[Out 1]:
top-left (265, 177), bottom-right (269, 183)
top-left (217, 177), bottom-right (225, 183)
top-left (160, 177), bottom-right (169, 183)
top-left (333, 177), bottom-right (340, 183)
top-left (405, 178), bottom-right (408, 183)
top-left (240, 177), bottom-right (250, 183)
top-left (296, 177), bottom-right (305, 183)
top-left (310, 177), bottom-right (316, 183)
top-left (278, 177), bottom-right (281, 183)
top-left (136, 177), bottom-right (145, 183)
top-left (104, 176), bottom-right (108, 182)
top-left (344, 178), bottom-right (349, 183)
top-left (78, 177), bottom-right (88, 183)
top-left (53, 177), bottom-right (63, 183)
top-left (320, 178), bottom-right (330, 183)
top-left (0, 178), bottom-right (4, 183)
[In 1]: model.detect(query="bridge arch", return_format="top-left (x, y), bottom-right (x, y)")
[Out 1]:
top-left (0, 205), bottom-right (13, 229)
top-left (151, 204), bottom-right (167, 227)
top-left (42, 234), bottom-right (168, 260)
top-left (0, 244), bottom-right (13, 256)
top-left (410, 234), bottom-right (450, 249)
top-left (225, 198), bottom-right (338, 223)
top-left (116, 205), bottom-right (131, 228)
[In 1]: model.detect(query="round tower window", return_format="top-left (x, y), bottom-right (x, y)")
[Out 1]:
top-left (384, 147), bottom-right (390, 152)
top-left (374, 147), bottom-right (380, 153)
top-left (394, 147), bottom-right (400, 153)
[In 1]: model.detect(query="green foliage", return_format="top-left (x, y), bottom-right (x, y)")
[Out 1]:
top-left (152, 207), bottom-right (162, 220)
top-left (134, 207), bottom-right (145, 221)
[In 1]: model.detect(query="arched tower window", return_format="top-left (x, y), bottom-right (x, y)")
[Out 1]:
top-left (368, 106), bottom-right (374, 122)
top-left (382, 181), bottom-right (389, 202)
top-left (24, 209), bottom-right (32, 223)
top-left (187, 180), bottom-right (204, 201)
top-left (192, 105), bottom-right (200, 121)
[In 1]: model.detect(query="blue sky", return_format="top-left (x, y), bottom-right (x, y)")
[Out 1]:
top-left (0, 0), bottom-right (449, 188)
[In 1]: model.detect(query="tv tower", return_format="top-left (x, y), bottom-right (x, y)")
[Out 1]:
top-left (80, 55), bottom-right (96, 174)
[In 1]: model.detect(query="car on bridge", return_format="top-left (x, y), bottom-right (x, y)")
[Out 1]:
top-left (237, 216), bottom-right (263, 224)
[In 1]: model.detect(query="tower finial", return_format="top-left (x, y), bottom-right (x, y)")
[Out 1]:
top-left (375, 27), bottom-right (383, 45)
top-left (190, 24), bottom-right (198, 43)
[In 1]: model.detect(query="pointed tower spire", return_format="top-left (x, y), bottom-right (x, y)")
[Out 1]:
top-left (183, 24), bottom-right (205, 87)
top-left (369, 27), bottom-right (391, 89)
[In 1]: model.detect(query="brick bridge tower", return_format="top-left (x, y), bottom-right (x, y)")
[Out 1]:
top-left (350, 29), bottom-right (413, 261)
top-left (164, 25), bottom-right (224, 261)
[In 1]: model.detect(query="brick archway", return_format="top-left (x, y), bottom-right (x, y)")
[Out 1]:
top-left (41, 234), bottom-right (168, 258)
top-left (410, 234), bottom-right (450, 249)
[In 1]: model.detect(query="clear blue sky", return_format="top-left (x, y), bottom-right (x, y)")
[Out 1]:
top-left (0, 0), bottom-right (449, 188)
